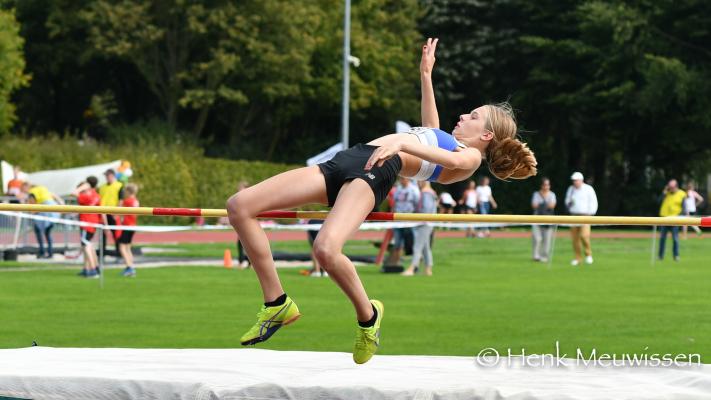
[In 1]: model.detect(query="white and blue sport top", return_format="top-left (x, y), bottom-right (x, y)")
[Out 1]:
top-left (407, 127), bottom-right (467, 182)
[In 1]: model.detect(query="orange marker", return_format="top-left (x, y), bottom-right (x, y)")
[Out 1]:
top-left (223, 249), bottom-right (233, 269)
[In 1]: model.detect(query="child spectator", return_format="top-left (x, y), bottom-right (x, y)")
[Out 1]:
top-left (683, 182), bottom-right (704, 239)
top-left (6, 166), bottom-right (25, 197)
top-left (438, 191), bottom-right (456, 214)
top-left (459, 180), bottom-right (478, 238)
top-left (118, 183), bottom-right (139, 277)
top-left (72, 177), bottom-right (101, 278)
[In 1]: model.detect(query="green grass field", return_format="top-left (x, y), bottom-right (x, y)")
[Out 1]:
top-left (1, 234), bottom-right (709, 362)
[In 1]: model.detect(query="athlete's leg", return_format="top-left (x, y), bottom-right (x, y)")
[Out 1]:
top-left (312, 179), bottom-right (376, 322)
top-left (226, 166), bottom-right (328, 302)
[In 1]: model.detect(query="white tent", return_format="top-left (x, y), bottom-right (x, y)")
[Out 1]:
top-left (306, 143), bottom-right (344, 166)
top-left (395, 120), bottom-right (411, 133)
top-left (1, 160), bottom-right (121, 197)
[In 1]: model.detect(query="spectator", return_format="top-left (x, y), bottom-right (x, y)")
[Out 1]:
top-left (6, 166), bottom-right (25, 197)
top-left (476, 176), bottom-right (498, 237)
top-left (402, 181), bottom-right (438, 276)
top-left (565, 172), bottom-right (598, 266)
top-left (98, 169), bottom-right (124, 257)
top-left (388, 177), bottom-right (420, 265)
top-left (21, 182), bottom-right (64, 259)
top-left (386, 186), bottom-right (397, 211)
top-left (438, 191), bottom-right (456, 214)
top-left (459, 180), bottom-right (478, 238)
top-left (72, 177), bottom-right (101, 278)
top-left (234, 181), bottom-right (251, 269)
top-left (531, 177), bottom-right (557, 262)
top-left (305, 219), bottom-right (327, 277)
top-left (118, 183), bottom-right (139, 277)
top-left (658, 179), bottom-right (686, 261)
top-left (683, 182), bottom-right (704, 239)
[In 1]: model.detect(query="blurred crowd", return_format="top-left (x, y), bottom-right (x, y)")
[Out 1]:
top-left (5, 165), bottom-right (705, 277)
top-left (4, 165), bottom-right (140, 279)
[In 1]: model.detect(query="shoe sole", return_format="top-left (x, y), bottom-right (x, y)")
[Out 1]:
top-left (240, 312), bottom-right (302, 346)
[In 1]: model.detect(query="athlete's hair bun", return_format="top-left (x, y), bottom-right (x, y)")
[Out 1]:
top-left (486, 137), bottom-right (537, 180)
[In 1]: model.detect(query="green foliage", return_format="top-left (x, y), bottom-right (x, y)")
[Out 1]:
top-left (191, 158), bottom-right (294, 210)
top-left (0, 8), bottom-right (30, 134)
top-left (421, 0), bottom-right (711, 216)
top-left (6, 0), bottom-right (421, 162)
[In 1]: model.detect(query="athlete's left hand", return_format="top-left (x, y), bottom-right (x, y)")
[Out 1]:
top-left (365, 143), bottom-right (402, 170)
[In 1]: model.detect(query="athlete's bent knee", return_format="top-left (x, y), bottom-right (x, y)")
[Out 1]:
top-left (312, 239), bottom-right (340, 269)
top-left (226, 192), bottom-right (253, 220)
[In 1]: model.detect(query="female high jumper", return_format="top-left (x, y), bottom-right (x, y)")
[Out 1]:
top-left (226, 38), bottom-right (537, 364)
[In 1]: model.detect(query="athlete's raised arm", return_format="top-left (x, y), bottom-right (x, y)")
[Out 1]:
top-left (420, 38), bottom-right (439, 128)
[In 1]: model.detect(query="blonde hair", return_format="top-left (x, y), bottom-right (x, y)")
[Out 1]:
top-left (484, 102), bottom-right (537, 180)
top-left (124, 183), bottom-right (138, 196)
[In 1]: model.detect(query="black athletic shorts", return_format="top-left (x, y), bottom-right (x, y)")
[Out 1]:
top-left (317, 143), bottom-right (402, 210)
top-left (118, 230), bottom-right (135, 244)
top-left (80, 230), bottom-right (95, 247)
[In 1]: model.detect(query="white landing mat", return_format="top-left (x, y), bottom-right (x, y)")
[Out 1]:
top-left (0, 347), bottom-right (709, 400)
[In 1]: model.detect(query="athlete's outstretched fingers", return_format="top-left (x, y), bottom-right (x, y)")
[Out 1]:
top-left (312, 179), bottom-right (376, 321)
top-left (431, 38), bottom-right (438, 54)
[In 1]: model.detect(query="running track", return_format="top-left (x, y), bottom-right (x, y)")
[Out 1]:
top-left (133, 229), bottom-right (704, 244)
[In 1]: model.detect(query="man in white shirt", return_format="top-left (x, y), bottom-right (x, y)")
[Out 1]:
top-left (565, 172), bottom-right (598, 266)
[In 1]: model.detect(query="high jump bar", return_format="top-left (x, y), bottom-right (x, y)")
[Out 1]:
top-left (0, 203), bottom-right (709, 227)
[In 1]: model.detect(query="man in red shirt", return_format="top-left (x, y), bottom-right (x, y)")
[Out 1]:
top-left (72, 176), bottom-right (101, 279)
top-left (118, 183), bottom-right (139, 277)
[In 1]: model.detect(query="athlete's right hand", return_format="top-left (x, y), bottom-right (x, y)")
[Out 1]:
top-left (365, 143), bottom-right (402, 171)
top-left (420, 38), bottom-right (438, 76)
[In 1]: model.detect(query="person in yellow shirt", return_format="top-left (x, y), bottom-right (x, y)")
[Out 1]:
top-left (98, 169), bottom-right (124, 257)
top-left (658, 179), bottom-right (686, 261)
top-left (21, 183), bottom-right (64, 259)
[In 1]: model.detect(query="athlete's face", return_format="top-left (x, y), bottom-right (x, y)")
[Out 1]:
top-left (452, 106), bottom-right (493, 146)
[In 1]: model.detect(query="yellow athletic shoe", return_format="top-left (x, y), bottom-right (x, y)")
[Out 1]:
top-left (353, 300), bottom-right (384, 364)
top-left (240, 296), bottom-right (301, 346)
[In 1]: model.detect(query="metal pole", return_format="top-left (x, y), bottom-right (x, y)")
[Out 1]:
top-left (341, 0), bottom-right (351, 149)
top-left (651, 225), bottom-right (657, 267)
top-left (12, 212), bottom-right (21, 249)
top-left (99, 227), bottom-right (104, 289)
top-left (548, 225), bottom-right (558, 269)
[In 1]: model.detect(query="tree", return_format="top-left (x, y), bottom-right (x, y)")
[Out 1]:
top-left (0, 8), bottom-right (30, 134)
top-left (80, 0), bottom-right (321, 139)
top-left (421, 0), bottom-right (711, 215)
